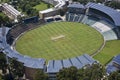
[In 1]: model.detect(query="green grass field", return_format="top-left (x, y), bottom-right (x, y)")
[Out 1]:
top-left (93, 40), bottom-right (120, 65)
top-left (33, 2), bottom-right (53, 11)
top-left (15, 22), bottom-right (103, 61)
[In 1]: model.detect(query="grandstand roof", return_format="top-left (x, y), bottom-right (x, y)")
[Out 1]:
top-left (47, 54), bottom-right (96, 73)
top-left (86, 2), bottom-right (120, 26)
top-left (106, 54), bottom-right (120, 74)
top-left (68, 3), bottom-right (84, 9)
top-left (106, 65), bottom-right (118, 74)
top-left (63, 59), bottom-right (72, 68)
top-left (113, 54), bottom-right (120, 65)
top-left (23, 57), bottom-right (45, 69)
top-left (4, 45), bottom-right (45, 69)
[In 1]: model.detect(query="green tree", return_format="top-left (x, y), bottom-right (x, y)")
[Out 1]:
top-left (9, 58), bottom-right (24, 79)
top-left (0, 14), bottom-right (11, 27)
top-left (33, 69), bottom-right (48, 80)
top-left (57, 66), bottom-right (78, 80)
top-left (57, 64), bottom-right (106, 80)
top-left (108, 71), bottom-right (120, 80)
top-left (0, 74), bottom-right (3, 80)
top-left (105, 1), bottom-right (120, 9)
top-left (0, 53), bottom-right (7, 75)
top-left (78, 64), bottom-right (106, 80)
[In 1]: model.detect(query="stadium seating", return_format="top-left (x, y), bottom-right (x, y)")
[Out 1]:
top-left (83, 16), bottom-right (98, 26)
top-left (47, 54), bottom-right (96, 73)
top-left (23, 16), bottom-right (39, 24)
top-left (62, 59), bottom-right (72, 68)
top-left (86, 2), bottom-right (120, 27)
top-left (47, 60), bottom-right (63, 73)
top-left (69, 14), bottom-right (74, 22)
top-left (66, 13), bottom-right (85, 23)
top-left (46, 18), bottom-right (54, 23)
top-left (106, 54), bottom-right (120, 74)
top-left (54, 17), bottom-right (62, 21)
top-left (6, 19), bottom-right (45, 45)
top-left (65, 12), bottom-right (70, 21)
top-left (70, 57), bottom-right (83, 69)
top-left (73, 15), bottom-right (79, 22)
top-left (102, 30), bottom-right (117, 41)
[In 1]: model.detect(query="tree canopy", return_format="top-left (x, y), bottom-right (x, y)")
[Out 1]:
top-left (33, 69), bottom-right (48, 80)
top-left (9, 58), bottom-right (24, 79)
top-left (57, 64), bottom-right (106, 80)
top-left (108, 71), bottom-right (120, 80)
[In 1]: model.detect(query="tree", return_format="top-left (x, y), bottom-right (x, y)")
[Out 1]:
top-left (57, 64), bottom-right (106, 80)
top-left (108, 71), bottom-right (120, 80)
top-left (33, 69), bottom-right (48, 80)
top-left (105, 1), bottom-right (120, 9)
top-left (77, 64), bottom-right (106, 80)
top-left (9, 58), bottom-right (24, 79)
top-left (57, 66), bottom-right (78, 80)
top-left (0, 53), bottom-right (7, 75)
top-left (0, 14), bottom-right (12, 27)
top-left (0, 74), bottom-right (3, 80)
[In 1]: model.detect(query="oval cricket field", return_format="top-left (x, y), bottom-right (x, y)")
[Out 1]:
top-left (15, 22), bottom-right (104, 61)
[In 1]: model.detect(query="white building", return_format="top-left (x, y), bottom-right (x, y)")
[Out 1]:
top-left (40, 0), bottom-right (70, 18)
top-left (39, 8), bottom-right (59, 19)
top-left (1, 3), bottom-right (22, 22)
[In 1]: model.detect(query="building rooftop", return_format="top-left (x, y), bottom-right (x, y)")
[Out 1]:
top-left (86, 2), bottom-right (120, 26)
top-left (2, 3), bottom-right (21, 17)
top-left (39, 8), bottom-right (55, 14)
top-left (68, 3), bottom-right (84, 9)
top-left (106, 54), bottom-right (120, 74)
top-left (113, 54), bottom-right (120, 65)
top-left (47, 54), bottom-right (96, 73)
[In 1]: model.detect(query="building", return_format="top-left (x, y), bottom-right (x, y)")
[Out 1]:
top-left (42, 0), bottom-right (68, 8)
top-left (39, 0), bottom-right (69, 19)
top-left (67, 3), bottom-right (85, 14)
top-left (39, 8), bottom-right (60, 19)
top-left (1, 3), bottom-right (22, 22)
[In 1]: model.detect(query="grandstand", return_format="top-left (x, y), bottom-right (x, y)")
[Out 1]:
top-left (86, 2), bottom-right (120, 27)
top-left (102, 30), bottom-right (117, 40)
top-left (47, 54), bottom-right (96, 79)
top-left (46, 54), bottom-right (96, 79)
top-left (91, 21), bottom-right (118, 40)
top-left (106, 54), bottom-right (120, 74)
top-left (23, 16), bottom-right (39, 24)
top-left (6, 19), bottom-right (45, 45)
top-left (1, 1), bottom-right (120, 79)
top-left (46, 17), bottom-right (55, 22)
top-left (66, 2), bottom-right (120, 40)
top-left (45, 16), bottom-right (62, 22)
top-left (67, 3), bottom-right (85, 14)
